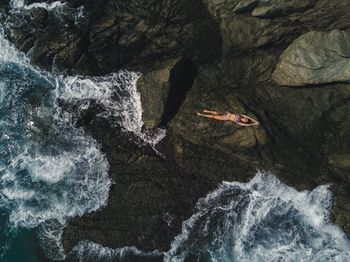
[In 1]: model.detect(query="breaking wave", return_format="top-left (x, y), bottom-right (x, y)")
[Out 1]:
top-left (0, 26), bottom-right (163, 260)
top-left (69, 241), bottom-right (163, 262)
top-left (165, 172), bottom-right (350, 261)
top-left (67, 172), bottom-right (350, 261)
top-left (10, 0), bottom-right (65, 10)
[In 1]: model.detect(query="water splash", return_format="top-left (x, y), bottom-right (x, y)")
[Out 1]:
top-left (69, 241), bottom-right (163, 262)
top-left (0, 40), bottom-right (111, 260)
top-left (59, 73), bottom-right (166, 147)
top-left (67, 172), bottom-right (350, 261)
top-left (165, 172), bottom-right (350, 261)
top-left (10, 0), bottom-right (65, 10)
top-left (0, 27), bottom-right (163, 260)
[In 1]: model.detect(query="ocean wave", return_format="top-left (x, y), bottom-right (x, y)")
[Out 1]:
top-left (0, 28), bottom-right (163, 260)
top-left (67, 172), bottom-right (350, 261)
top-left (165, 171), bottom-right (350, 261)
top-left (69, 241), bottom-right (163, 262)
top-left (10, 0), bottom-right (65, 10)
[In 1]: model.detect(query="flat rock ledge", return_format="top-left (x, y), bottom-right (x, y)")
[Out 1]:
top-left (272, 29), bottom-right (350, 86)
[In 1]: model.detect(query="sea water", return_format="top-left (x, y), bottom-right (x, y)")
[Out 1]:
top-left (165, 172), bottom-right (350, 262)
top-left (0, 5), bottom-right (163, 260)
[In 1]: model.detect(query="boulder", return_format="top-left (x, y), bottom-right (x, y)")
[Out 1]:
top-left (252, 0), bottom-right (316, 18)
top-left (272, 30), bottom-right (350, 86)
top-left (202, 0), bottom-right (350, 57)
top-left (137, 59), bottom-right (178, 127)
top-left (137, 58), bottom-right (197, 127)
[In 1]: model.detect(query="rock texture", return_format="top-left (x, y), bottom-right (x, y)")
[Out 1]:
top-left (1, 0), bottom-right (350, 261)
top-left (137, 58), bottom-right (197, 127)
top-left (3, 0), bottom-right (221, 75)
top-left (273, 30), bottom-right (350, 86)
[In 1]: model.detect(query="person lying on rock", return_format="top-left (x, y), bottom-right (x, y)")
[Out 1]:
top-left (197, 110), bottom-right (260, 127)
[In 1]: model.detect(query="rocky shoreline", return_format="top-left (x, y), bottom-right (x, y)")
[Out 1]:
top-left (1, 0), bottom-right (350, 260)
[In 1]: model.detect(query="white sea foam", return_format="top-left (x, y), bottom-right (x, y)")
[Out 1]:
top-left (10, 0), bottom-right (65, 10)
top-left (27, 154), bottom-right (75, 183)
top-left (67, 172), bottom-right (350, 261)
top-left (60, 73), bottom-right (166, 146)
top-left (0, 29), bottom-right (30, 66)
top-left (165, 171), bottom-right (350, 262)
top-left (0, 27), bottom-right (165, 260)
top-left (23, 1), bottom-right (65, 11)
top-left (69, 240), bottom-right (163, 261)
top-left (37, 221), bottom-right (66, 260)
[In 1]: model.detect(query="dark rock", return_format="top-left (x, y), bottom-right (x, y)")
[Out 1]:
top-left (234, 0), bottom-right (260, 13)
top-left (138, 57), bottom-right (198, 127)
top-left (273, 30), bottom-right (350, 86)
top-left (0, 1), bottom-right (9, 22)
top-left (137, 58), bottom-right (179, 127)
top-left (251, 0), bottom-right (317, 18)
top-left (3, 0), bottom-right (222, 75)
top-left (203, 0), bottom-right (350, 57)
top-left (62, 40), bottom-right (350, 261)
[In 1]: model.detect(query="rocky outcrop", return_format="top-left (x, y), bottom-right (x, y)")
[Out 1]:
top-left (273, 30), bottom-right (350, 86)
top-left (4, 0), bottom-right (221, 75)
top-left (202, 0), bottom-right (350, 56)
top-left (205, 0), bottom-right (316, 18)
top-left (138, 58), bottom-right (197, 127)
top-left (137, 59), bottom-right (179, 127)
top-left (251, 0), bottom-right (316, 18)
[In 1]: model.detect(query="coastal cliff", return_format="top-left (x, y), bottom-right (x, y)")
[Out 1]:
top-left (1, 0), bottom-right (350, 260)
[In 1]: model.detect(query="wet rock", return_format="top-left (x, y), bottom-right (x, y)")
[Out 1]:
top-left (273, 30), bottom-right (350, 86)
top-left (0, 1), bottom-right (9, 22)
top-left (137, 57), bottom-right (199, 127)
top-left (4, 0), bottom-right (222, 75)
top-left (47, 4), bottom-right (350, 257)
top-left (137, 59), bottom-right (178, 127)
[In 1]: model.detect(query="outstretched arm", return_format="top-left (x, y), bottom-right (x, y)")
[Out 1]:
top-left (236, 122), bottom-right (260, 127)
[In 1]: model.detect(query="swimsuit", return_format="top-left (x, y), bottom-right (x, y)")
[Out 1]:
top-left (235, 114), bottom-right (241, 123)
top-left (223, 112), bottom-right (241, 123)
top-left (223, 112), bottom-right (230, 120)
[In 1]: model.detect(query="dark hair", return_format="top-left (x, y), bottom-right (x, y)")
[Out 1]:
top-left (241, 117), bottom-right (250, 123)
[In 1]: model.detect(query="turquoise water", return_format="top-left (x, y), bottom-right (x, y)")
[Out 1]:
top-left (2, 230), bottom-right (41, 262)
top-left (0, 31), bottom-right (111, 260)
top-left (165, 172), bottom-right (350, 261)
top-left (0, 24), bottom-right (146, 261)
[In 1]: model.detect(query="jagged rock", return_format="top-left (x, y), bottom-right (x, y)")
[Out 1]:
top-left (137, 59), bottom-right (179, 127)
top-left (273, 30), bottom-right (350, 86)
top-left (251, 0), bottom-right (316, 18)
top-left (233, 0), bottom-right (259, 13)
top-left (0, 1), bottom-right (9, 22)
top-left (137, 58), bottom-right (197, 127)
top-left (202, 0), bottom-right (350, 55)
top-left (3, 0), bottom-right (221, 75)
